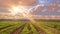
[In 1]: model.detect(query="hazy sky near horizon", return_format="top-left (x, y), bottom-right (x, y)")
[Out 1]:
top-left (0, 0), bottom-right (60, 15)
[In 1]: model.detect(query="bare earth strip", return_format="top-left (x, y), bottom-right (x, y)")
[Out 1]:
top-left (32, 24), bottom-right (46, 34)
top-left (27, 23), bottom-right (33, 34)
top-left (10, 23), bottom-right (26, 34)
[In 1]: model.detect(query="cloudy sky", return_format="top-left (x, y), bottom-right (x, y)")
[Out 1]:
top-left (0, 0), bottom-right (60, 16)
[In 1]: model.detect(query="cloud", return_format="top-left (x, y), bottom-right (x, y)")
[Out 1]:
top-left (0, 0), bottom-right (36, 8)
top-left (0, 7), bottom-right (8, 12)
top-left (0, 0), bottom-right (36, 12)
top-left (0, 0), bottom-right (36, 7)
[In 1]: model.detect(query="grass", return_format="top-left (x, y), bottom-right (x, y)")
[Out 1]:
top-left (20, 24), bottom-right (29, 34)
top-left (0, 21), bottom-right (25, 34)
top-left (0, 20), bottom-right (60, 34)
top-left (35, 21), bottom-right (60, 34)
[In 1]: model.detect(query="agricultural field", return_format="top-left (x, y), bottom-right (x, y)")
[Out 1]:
top-left (0, 20), bottom-right (60, 34)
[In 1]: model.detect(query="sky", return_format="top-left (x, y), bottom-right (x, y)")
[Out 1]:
top-left (0, 0), bottom-right (60, 19)
top-left (0, 0), bottom-right (36, 12)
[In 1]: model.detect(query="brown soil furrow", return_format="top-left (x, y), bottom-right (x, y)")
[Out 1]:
top-left (10, 23), bottom-right (26, 34)
top-left (27, 23), bottom-right (33, 34)
top-left (27, 24), bottom-right (31, 30)
top-left (32, 24), bottom-right (46, 34)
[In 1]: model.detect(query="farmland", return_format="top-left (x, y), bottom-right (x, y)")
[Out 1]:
top-left (0, 20), bottom-right (60, 34)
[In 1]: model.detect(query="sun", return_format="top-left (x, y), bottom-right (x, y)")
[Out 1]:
top-left (12, 7), bottom-right (20, 13)
top-left (9, 6), bottom-right (28, 15)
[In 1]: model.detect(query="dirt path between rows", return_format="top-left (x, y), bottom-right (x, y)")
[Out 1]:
top-left (32, 24), bottom-right (46, 34)
top-left (10, 23), bottom-right (26, 34)
top-left (27, 23), bottom-right (33, 34)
